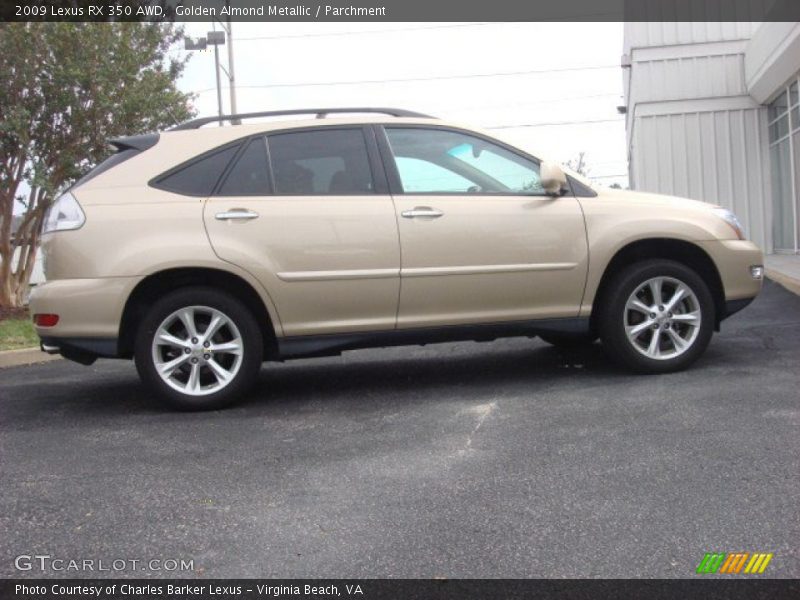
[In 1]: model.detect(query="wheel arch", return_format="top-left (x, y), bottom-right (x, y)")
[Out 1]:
top-left (589, 238), bottom-right (726, 333)
top-left (118, 267), bottom-right (279, 359)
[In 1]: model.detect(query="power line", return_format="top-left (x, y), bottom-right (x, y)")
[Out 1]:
top-left (191, 91), bottom-right (621, 113)
top-left (587, 161), bottom-right (629, 167)
top-left (181, 101), bottom-right (624, 130)
top-left (194, 64), bottom-right (619, 92)
top-left (234, 22), bottom-right (497, 41)
top-left (441, 92), bottom-right (621, 113)
top-left (229, 19), bottom-right (623, 41)
top-left (488, 117), bottom-right (624, 129)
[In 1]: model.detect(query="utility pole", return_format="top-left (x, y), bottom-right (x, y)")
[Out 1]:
top-left (185, 29), bottom-right (228, 125)
top-left (211, 23), bottom-right (223, 125)
top-left (225, 1), bottom-right (238, 121)
top-left (183, 5), bottom-right (238, 125)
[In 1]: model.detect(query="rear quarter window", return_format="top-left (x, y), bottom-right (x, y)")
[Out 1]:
top-left (151, 143), bottom-right (242, 196)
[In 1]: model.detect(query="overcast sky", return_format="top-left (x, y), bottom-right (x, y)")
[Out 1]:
top-left (10, 22), bottom-right (626, 218)
top-left (178, 22), bottom-right (628, 186)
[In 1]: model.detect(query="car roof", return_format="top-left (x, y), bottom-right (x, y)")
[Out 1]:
top-left (159, 115), bottom-right (440, 144)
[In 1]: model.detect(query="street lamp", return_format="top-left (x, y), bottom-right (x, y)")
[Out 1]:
top-left (206, 27), bottom-right (226, 125)
top-left (184, 8), bottom-right (238, 125)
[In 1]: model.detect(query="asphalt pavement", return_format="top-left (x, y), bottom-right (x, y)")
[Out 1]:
top-left (1, 280), bottom-right (798, 578)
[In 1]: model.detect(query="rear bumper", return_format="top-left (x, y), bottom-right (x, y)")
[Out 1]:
top-left (29, 276), bottom-right (138, 365)
top-left (29, 276), bottom-right (141, 338)
top-left (39, 336), bottom-right (119, 365)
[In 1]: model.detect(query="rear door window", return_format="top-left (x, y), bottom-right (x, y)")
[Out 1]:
top-left (267, 129), bottom-right (375, 195)
top-left (217, 138), bottom-right (271, 196)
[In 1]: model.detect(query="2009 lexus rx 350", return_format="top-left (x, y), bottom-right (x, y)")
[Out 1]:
top-left (31, 108), bottom-right (763, 410)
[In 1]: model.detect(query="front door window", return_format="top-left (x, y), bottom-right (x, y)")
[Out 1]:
top-left (384, 127), bottom-right (544, 195)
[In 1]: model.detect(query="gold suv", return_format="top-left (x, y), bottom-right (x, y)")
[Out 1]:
top-left (31, 108), bottom-right (764, 410)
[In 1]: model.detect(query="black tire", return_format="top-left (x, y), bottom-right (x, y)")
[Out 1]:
top-left (539, 332), bottom-right (598, 348)
top-left (597, 259), bottom-right (715, 374)
top-left (134, 287), bottom-right (263, 410)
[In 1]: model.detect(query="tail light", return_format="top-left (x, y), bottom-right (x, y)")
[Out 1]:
top-left (33, 314), bottom-right (60, 327)
top-left (43, 192), bottom-right (85, 234)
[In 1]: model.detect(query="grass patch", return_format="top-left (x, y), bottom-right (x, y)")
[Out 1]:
top-left (0, 316), bottom-right (39, 351)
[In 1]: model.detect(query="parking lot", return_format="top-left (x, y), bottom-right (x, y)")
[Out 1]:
top-left (1, 280), bottom-right (798, 578)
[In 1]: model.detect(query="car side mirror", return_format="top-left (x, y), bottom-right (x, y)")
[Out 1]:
top-left (540, 161), bottom-right (567, 196)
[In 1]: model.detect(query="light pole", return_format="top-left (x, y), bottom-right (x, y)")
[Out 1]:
top-left (220, 0), bottom-right (239, 118)
top-left (184, 10), bottom-right (238, 125)
top-left (225, 14), bottom-right (238, 119)
top-left (184, 33), bottom-right (224, 125)
top-left (207, 27), bottom-right (225, 125)
top-left (214, 2), bottom-right (238, 123)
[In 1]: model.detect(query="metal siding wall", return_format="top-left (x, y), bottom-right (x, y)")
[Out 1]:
top-left (625, 21), bottom-right (759, 50)
top-left (686, 113), bottom-right (705, 201)
top-left (633, 54), bottom-right (746, 103)
top-left (631, 108), bottom-right (770, 251)
top-left (625, 21), bottom-right (772, 252)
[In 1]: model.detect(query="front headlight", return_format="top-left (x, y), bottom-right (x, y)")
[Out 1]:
top-left (43, 192), bottom-right (85, 234)
top-left (712, 207), bottom-right (745, 240)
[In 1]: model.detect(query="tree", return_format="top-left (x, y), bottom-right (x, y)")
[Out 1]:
top-left (565, 151), bottom-right (589, 177)
top-left (0, 23), bottom-right (195, 308)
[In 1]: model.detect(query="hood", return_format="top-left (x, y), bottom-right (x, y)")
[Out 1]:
top-left (594, 186), bottom-right (717, 213)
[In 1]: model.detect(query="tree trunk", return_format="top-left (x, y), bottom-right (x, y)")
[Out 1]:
top-left (0, 265), bottom-right (13, 309)
top-left (0, 188), bottom-right (48, 310)
top-left (14, 216), bottom-right (43, 306)
top-left (0, 212), bottom-right (15, 309)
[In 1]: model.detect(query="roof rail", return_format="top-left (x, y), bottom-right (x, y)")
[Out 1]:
top-left (170, 107), bottom-right (434, 131)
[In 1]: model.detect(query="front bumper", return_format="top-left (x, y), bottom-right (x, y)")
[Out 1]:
top-left (722, 296), bottom-right (756, 320)
top-left (698, 239), bottom-right (764, 306)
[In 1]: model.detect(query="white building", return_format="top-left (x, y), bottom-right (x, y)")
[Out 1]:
top-left (623, 22), bottom-right (800, 256)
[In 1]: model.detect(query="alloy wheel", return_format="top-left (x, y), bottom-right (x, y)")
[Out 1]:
top-left (623, 276), bottom-right (701, 360)
top-left (150, 306), bottom-right (244, 396)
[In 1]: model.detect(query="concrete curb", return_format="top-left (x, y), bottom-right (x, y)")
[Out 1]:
top-left (766, 269), bottom-right (800, 297)
top-left (0, 347), bottom-right (61, 369)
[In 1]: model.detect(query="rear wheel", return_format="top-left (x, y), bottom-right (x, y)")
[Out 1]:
top-left (134, 287), bottom-right (262, 410)
top-left (598, 260), bottom-right (714, 373)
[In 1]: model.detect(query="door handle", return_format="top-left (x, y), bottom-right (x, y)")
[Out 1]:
top-left (215, 209), bottom-right (259, 221)
top-left (401, 207), bottom-right (444, 219)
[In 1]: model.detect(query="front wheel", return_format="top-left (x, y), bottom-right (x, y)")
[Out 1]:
top-left (598, 260), bottom-right (715, 373)
top-left (134, 287), bottom-right (263, 410)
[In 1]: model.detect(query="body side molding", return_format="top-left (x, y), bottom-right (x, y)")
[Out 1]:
top-left (275, 317), bottom-right (590, 360)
